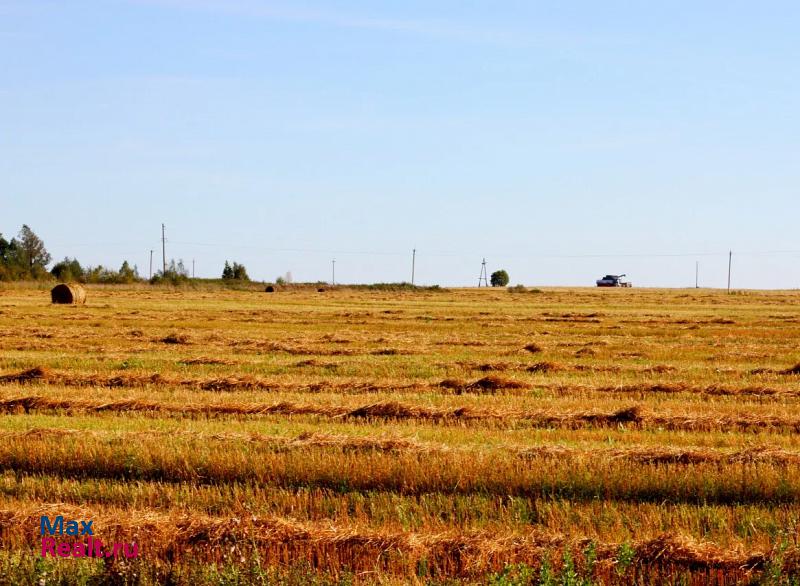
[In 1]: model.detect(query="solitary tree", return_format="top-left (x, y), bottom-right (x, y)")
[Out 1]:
top-left (17, 225), bottom-right (51, 269)
top-left (222, 261), bottom-right (234, 280)
top-left (490, 269), bottom-right (509, 287)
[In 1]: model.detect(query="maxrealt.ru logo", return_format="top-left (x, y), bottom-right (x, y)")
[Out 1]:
top-left (40, 516), bottom-right (138, 559)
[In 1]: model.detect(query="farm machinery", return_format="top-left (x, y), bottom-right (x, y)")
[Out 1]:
top-left (596, 274), bottom-right (632, 287)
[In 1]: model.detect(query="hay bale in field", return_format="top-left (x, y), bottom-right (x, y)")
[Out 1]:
top-left (50, 283), bottom-right (86, 305)
top-left (265, 285), bottom-right (275, 293)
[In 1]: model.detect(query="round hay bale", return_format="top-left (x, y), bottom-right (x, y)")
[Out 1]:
top-left (265, 285), bottom-right (275, 293)
top-left (51, 283), bottom-right (86, 305)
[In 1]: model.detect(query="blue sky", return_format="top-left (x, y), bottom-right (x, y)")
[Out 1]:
top-left (2, 0), bottom-right (798, 287)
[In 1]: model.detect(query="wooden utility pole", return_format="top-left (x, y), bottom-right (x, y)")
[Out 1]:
top-left (727, 251), bottom-right (732, 293)
top-left (161, 224), bottom-right (167, 274)
top-left (149, 250), bottom-right (153, 280)
top-left (695, 261), bottom-right (699, 288)
top-left (192, 259), bottom-right (195, 279)
top-left (411, 249), bottom-right (416, 285)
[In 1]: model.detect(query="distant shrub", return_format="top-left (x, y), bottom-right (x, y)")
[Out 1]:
top-left (508, 284), bottom-right (542, 294)
top-left (150, 259), bottom-right (190, 285)
top-left (351, 282), bottom-right (443, 292)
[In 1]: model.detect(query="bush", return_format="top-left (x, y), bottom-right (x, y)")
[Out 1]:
top-left (51, 258), bottom-right (140, 284)
top-left (490, 270), bottom-right (509, 287)
top-left (51, 258), bottom-right (84, 282)
top-left (150, 259), bottom-right (190, 285)
top-left (349, 283), bottom-right (443, 292)
top-left (508, 284), bottom-right (543, 294)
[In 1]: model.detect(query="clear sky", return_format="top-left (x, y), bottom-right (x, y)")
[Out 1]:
top-left (2, 0), bottom-right (798, 287)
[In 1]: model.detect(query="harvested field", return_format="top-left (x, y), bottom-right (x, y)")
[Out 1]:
top-left (1, 284), bottom-right (800, 584)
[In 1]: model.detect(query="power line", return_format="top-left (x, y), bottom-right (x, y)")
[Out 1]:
top-left (49, 237), bottom-right (800, 262)
top-left (165, 240), bottom-right (800, 260)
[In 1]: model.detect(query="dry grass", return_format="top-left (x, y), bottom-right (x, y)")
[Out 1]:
top-left (0, 504), bottom-right (790, 580)
top-left (161, 333), bottom-right (191, 345)
top-left (1, 284), bottom-right (800, 583)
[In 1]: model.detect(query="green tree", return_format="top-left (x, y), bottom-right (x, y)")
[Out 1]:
top-left (232, 262), bottom-right (249, 281)
top-left (118, 260), bottom-right (138, 283)
top-left (51, 257), bottom-right (85, 282)
top-left (223, 261), bottom-right (249, 280)
top-left (0, 234), bottom-right (13, 281)
top-left (490, 269), bottom-right (509, 287)
top-left (0, 234), bottom-right (10, 264)
top-left (0, 234), bottom-right (24, 280)
top-left (17, 225), bottom-right (51, 270)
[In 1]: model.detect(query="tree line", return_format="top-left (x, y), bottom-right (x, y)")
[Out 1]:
top-left (0, 225), bottom-right (251, 284)
top-left (0, 225), bottom-right (143, 284)
top-left (2, 224), bottom-right (512, 286)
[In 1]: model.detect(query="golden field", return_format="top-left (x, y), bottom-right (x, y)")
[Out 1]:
top-left (0, 283), bottom-right (799, 585)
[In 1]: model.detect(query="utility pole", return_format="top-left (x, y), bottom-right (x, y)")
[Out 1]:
top-left (695, 261), bottom-right (699, 289)
top-left (727, 251), bottom-right (732, 293)
top-left (331, 259), bottom-right (336, 285)
top-left (478, 258), bottom-right (488, 287)
top-left (411, 248), bottom-right (416, 286)
top-left (149, 250), bottom-right (153, 280)
top-left (161, 224), bottom-right (167, 275)
top-left (192, 259), bottom-right (195, 279)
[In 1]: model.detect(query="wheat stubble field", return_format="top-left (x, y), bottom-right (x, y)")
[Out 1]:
top-left (0, 284), bottom-right (799, 585)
